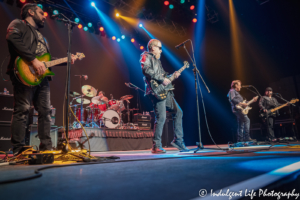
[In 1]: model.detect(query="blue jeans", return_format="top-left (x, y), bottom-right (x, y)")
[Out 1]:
top-left (150, 93), bottom-right (184, 147)
top-left (234, 111), bottom-right (250, 142)
top-left (10, 74), bottom-right (52, 152)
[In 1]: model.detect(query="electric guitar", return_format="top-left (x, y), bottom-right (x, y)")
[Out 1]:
top-left (259, 99), bottom-right (299, 120)
top-left (150, 61), bottom-right (189, 100)
top-left (235, 96), bottom-right (258, 115)
top-left (14, 52), bottom-right (85, 86)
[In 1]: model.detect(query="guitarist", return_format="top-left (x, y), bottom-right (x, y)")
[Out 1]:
top-left (140, 39), bottom-right (189, 153)
top-left (227, 80), bottom-right (257, 142)
top-left (259, 87), bottom-right (283, 142)
top-left (6, 3), bottom-right (76, 155)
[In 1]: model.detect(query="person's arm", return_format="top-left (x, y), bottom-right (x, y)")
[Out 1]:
top-left (229, 90), bottom-right (241, 106)
top-left (140, 54), bottom-right (165, 82)
top-left (6, 20), bottom-right (36, 62)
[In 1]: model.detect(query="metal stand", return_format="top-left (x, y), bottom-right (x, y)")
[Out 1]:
top-left (181, 41), bottom-right (210, 153)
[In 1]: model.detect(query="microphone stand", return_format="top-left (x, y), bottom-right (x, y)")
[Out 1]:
top-left (182, 40), bottom-right (210, 153)
top-left (57, 13), bottom-right (78, 141)
top-left (126, 83), bottom-right (145, 112)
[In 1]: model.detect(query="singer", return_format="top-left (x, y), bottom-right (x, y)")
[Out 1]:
top-left (6, 3), bottom-right (77, 155)
top-left (140, 39), bottom-right (189, 153)
top-left (227, 80), bottom-right (257, 142)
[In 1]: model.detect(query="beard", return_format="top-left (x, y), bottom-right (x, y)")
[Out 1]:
top-left (155, 53), bottom-right (161, 60)
top-left (33, 12), bottom-right (44, 28)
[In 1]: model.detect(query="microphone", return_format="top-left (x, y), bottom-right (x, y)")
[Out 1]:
top-left (241, 85), bottom-right (252, 88)
top-left (125, 83), bottom-right (130, 87)
top-left (175, 39), bottom-right (190, 49)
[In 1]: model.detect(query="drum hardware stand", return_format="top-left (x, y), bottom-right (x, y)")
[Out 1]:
top-left (181, 40), bottom-right (211, 153)
top-left (86, 107), bottom-right (100, 128)
top-left (125, 82), bottom-right (144, 113)
top-left (74, 75), bottom-right (88, 125)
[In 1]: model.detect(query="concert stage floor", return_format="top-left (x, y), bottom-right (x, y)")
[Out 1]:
top-left (1, 144), bottom-right (300, 200)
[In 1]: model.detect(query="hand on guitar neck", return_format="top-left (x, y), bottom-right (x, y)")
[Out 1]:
top-left (31, 54), bottom-right (77, 75)
top-left (239, 96), bottom-right (258, 108)
top-left (162, 71), bottom-right (181, 86)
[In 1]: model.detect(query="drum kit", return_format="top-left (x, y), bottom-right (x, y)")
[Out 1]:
top-left (70, 85), bottom-right (138, 129)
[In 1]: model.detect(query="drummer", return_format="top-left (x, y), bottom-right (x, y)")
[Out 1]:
top-left (89, 91), bottom-right (108, 111)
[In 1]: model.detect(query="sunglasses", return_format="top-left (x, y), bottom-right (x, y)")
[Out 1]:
top-left (154, 45), bottom-right (162, 50)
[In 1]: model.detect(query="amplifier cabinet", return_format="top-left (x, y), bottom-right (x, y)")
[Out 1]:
top-left (134, 122), bottom-right (151, 130)
top-left (133, 114), bottom-right (151, 122)
top-left (0, 94), bottom-right (14, 123)
top-left (0, 123), bottom-right (12, 151)
top-left (26, 125), bottom-right (59, 149)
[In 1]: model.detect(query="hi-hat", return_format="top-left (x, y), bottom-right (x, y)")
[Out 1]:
top-left (70, 91), bottom-right (80, 97)
top-left (120, 95), bottom-right (133, 101)
top-left (76, 98), bottom-right (91, 104)
top-left (82, 85), bottom-right (97, 97)
top-left (91, 96), bottom-right (108, 105)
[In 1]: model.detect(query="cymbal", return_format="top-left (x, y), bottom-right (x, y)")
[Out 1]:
top-left (76, 98), bottom-right (91, 104)
top-left (82, 85), bottom-right (97, 97)
top-left (91, 96), bottom-right (108, 105)
top-left (120, 95), bottom-right (133, 101)
top-left (70, 91), bottom-right (80, 97)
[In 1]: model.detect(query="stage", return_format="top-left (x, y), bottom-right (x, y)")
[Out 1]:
top-left (1, 144), bottom-right (300, 200)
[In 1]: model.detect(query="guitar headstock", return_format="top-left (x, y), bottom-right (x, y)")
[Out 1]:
top-left (290, 99), bottom-right (299, 104)
top-left (76, 52), bottom-right (85, 60)
top-left (183, 61), bottom-right (190, 68)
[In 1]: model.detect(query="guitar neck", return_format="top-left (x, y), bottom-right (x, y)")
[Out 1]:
top-left (45, 57), bottom-right (68, 67)
top-left (247, 97), bottom-right (257, 106)
top-left (169, 65), bottom-right (187, 82)
top-left (270, 102), bottom-right (288, 113)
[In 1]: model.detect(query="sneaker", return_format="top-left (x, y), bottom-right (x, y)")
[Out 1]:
top-left (151, 146), bottom-right (166, 154)
top-left (170, 141), bottom-right (189, 152)
top-left (245, 137), bottom-right (257, 142)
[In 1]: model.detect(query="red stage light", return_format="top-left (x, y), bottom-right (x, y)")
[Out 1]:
top-left (78, 24), bottom-right (83, 29)
top-left (44, 12), bottom-right (48, 17)
top-left (131, 38), bottom-right (135, 43)
top-left (190, 5), bottom-right (195, 10)
top-left (99, 27), bottom-right (104, 32)
top-left (164, 1), bottom-right (169, 6)
top-left (140, 46), bottom-right (144, 50)
top-left (112, 36), bottom-right (116, 40)
top-left (192, 18), bottom-right (197, 23)
top-left (20, 0), bottom-right (26, 3)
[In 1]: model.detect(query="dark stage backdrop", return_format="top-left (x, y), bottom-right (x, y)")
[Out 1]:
top-left (0, 1), bottom-right (300, 146)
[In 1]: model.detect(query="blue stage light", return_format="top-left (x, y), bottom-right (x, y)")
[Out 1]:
top-left (117, 38), bottom-right (121, 42)
top-left (139, 23), bottom-right (143, 28)
top-left (83, 27), bottom-right (88, 31)
top-left (91, 2), bottom-right (95, 7)
top-left (53, 10), bottom-right (59, 15)
top-left (75, 18), bottom-right (80, 23)
top-left (121, 35), bottom-right (125, 39)
top-left (169, 4), bottom-right (174, 9)
top-left (180, 0), bottom-right (185, 3)
top-left (37, 4), bottom-right (43, 9)
top-left (88, 22), bottom-right (92, 27)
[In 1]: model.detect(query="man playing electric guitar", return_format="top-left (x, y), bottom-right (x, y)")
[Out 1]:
top-left (6, 3), bottom-right (77, 155)
top-left (140, 39), bottom-right (189, 153)
top-left (227, 80), bottom-right (258, 142)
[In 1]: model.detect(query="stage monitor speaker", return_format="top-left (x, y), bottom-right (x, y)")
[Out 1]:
top-left (26, 125), bottom-right (59, 149)
top-left (0, 123), bottom-right (12, 151)
top-left (162, 118), bottom-right (174, 147)
top-left (0, 94), bottom-right (14, 123)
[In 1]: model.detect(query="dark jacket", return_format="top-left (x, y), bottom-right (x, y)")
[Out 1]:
top-left (140, 51), bottom-right (167, 96)
top-left (6, 19), bottom-right (52, 80)
top-left (259, 96), bottom-right (281, 116)
top-left (227, 89), bottom-right (244, 112)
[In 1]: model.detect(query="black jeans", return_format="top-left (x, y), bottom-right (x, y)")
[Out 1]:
top-left (10, 74), bottom-right (52, 152)
top-left (266, 117), bottom-right (275, 138)
top-left (234, 111), bottom-right (250, 142)
top-left (149, 93), bottom-right (184, 147)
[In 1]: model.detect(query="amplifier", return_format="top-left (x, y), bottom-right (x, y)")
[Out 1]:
top-left (133, 114), bottom-right (151, 122)
top-left (26, 125), bottom-right (59, 149)
top-left (134, 122), bottom-right (151, 130)
top-left (0, 94), bottom-right (14, 123)
top-left (0, 123), bottom-right (12, 151)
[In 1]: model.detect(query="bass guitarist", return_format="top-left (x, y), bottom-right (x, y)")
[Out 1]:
top-left (227, 80), bottom-right (257, 142)
top-left (6, 3), bottom-right (76, 155)
top-left (259, 87), bottom-right (284, 142)
top-left (140, 39), bottom-right (189, 153)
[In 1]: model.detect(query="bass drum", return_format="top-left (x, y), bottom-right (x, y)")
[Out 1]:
top-left (102, 110), bottom-right (120, 129)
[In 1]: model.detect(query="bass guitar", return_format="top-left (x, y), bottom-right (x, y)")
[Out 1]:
top-left (150, 61), bottom-right (189, 100)
top-left (259, 99), bottom-right (299, 120)
top-left (235, 96), bottom-right (258, 115)
top-left (14, 52), bottom-right (85, 86)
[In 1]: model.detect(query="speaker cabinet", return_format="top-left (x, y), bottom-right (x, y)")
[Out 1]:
top-left (0, 123), bottom-right (12, 151)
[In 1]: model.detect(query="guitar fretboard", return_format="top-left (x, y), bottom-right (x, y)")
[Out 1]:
top-left (270, 103), bottom-right (288, 113)
top-left (169, 64), bottom-right (188, 82)
top-left (45, 57), bottom-right (68, 68)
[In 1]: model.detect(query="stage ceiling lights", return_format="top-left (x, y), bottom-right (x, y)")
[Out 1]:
top-left (112, 36), bottom-right (116, 40)
top-left (121, 35), bottom-right (125, 39)
top-left (117, 38), bottom-right (121, 42)
top-left (44, 12), bottom-right (48, 17)
top-left (192, 18), bottom-right (197, 23)
top-left (99, 27), bottom-right (104, 32)
top-left (139, 23), bottom-right (143, 28)
top-left (169, 4), bottom-right (174, 9)
top-left (78, 24), bottom-right (83, 29)
top-left (190, 5), bottom-right (195, 10)
top-left (53, 10), bottom-right (59, 15)
top-left (164, 1), bottom-right (169, 6)
top-left (116, 13), bottom-right (120, 17)
top-left (75, 18), bottom-right (80, 23)
top-left (180, 0), bottom-right (185, 3)
top-left (83, 27), bottom-right (88, 31)
top-left (20, 0), bottom-right (26, 3)
top-left (91, 2), bottom-right (95, 7)
top-left (88, 22), bottom-right (93, 27)
top-left (37, 4), bottom-right (43, 9)
top-left (131, 38), bottom-right (135, 43)
top-left (140, 46), bottom-right (144, 50)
